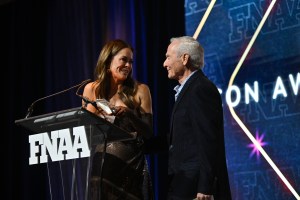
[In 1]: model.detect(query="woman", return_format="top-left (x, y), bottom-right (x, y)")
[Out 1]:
top-left (82, 39), bottom-right (154, 200)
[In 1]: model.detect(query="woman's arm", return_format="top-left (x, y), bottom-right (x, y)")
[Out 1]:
top-left (82, 82), bottom-right (99, 114)
top-left (114, 83), bottom-right (153, 139)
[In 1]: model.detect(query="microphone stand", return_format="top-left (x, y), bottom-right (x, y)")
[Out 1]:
top-left (25, 79), bottom-right (91, 118)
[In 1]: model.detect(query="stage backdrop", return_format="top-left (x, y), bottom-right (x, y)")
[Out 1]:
top-left (185, 0), bottom-right (300, 199)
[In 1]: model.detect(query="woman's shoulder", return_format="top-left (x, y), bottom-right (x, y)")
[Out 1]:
top-left (136, 82), bottom-right (150, 91)
top-left (135, 82), bottom-right (151, 97)
top-left (135, 82), bottom-right (152, 103)
top-left (85, 81), bottom-right (99, 91)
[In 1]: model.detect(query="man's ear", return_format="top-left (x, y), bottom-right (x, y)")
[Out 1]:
top-left (181, 53), bottom-right (189, 65)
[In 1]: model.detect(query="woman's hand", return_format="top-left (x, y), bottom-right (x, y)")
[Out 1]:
top-left (111, 106), bottom-right (133, 117)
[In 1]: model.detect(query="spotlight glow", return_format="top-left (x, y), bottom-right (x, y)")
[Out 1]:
top-left (248, 130), bottom-right (268, 160)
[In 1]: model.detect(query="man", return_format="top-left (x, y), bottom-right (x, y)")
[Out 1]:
top-left (163, 36), bottom-right (232, 200)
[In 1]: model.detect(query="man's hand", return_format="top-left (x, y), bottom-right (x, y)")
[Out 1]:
top-left (193, 193), bottom-right (213, 200)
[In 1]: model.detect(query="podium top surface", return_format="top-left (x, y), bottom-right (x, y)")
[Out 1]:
top-left (15, 107), bottom-right (136, 142)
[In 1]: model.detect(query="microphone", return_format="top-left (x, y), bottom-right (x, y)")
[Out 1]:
top-left (25, 79), bottom-right (91, 118)
top-left (75, 81), bottom-right (98, 110)
top-left (77, 95), bottom-right (98, 109)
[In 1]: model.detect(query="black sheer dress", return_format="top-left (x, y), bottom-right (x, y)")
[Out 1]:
top-left (89, 112), bottom-right (153, 200)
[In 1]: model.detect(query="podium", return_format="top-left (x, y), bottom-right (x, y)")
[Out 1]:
top-left (15, 107), bottom-right (136, 200)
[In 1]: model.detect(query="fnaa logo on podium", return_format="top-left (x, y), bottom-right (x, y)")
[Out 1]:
top-left (28, 126), bottom-right (90, 165)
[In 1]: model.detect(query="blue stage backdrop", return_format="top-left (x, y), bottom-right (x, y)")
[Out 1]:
top-left (185, 0), bottom-right (299, 199)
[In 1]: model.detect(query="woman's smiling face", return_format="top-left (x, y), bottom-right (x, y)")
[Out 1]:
top-left (109, 47), bottom-right (133, 82)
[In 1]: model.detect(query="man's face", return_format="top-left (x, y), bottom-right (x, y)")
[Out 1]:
top-left (163, 41), bottom-right (185, 81)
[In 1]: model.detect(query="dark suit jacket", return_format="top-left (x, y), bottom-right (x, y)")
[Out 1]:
top-left (168, 69), bottom-right (232, 199)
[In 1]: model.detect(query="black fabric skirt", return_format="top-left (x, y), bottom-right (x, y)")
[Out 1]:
top-left (89, 141), bottom-right (153, 200)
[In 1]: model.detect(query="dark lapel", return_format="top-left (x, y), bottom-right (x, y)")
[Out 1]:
top-left (169, 70), bottom-right (203, 137)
